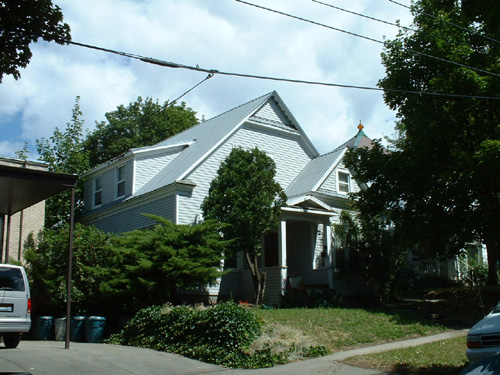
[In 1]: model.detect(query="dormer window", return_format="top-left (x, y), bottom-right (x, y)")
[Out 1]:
top-left (94, 175), bottom-right (103, 207)
top-left (338, 171), bottom-right (351, 194)
top-left (116, 165), bottom-right (126, 198)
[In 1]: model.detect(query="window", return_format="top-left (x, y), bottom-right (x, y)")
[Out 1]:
top-left (338, 171), bottom-right (351, 194)
top-left (116, 166), bottom-right (126, 198)
top-left (94, 175), bottom-right (103, 207)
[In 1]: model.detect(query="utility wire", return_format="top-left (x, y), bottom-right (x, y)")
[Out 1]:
top-left (64, 39), bottom-right (499, 100)
top-left (387, 0), bottom-right (500, 45)
top-left (234, 0), bottom-right (500, 78)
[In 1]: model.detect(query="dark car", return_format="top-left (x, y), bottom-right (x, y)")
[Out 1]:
top-left (460, 352), bottom-right (500, 375)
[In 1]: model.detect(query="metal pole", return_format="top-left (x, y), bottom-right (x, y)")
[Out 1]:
top-left (65, 187), bottom-right (75, 349)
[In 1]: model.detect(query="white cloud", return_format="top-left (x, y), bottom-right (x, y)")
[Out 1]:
top-left (0, 0), bottom-right (414, 157)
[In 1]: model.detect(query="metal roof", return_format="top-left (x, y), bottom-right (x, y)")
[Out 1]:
top-left (0, 164), bottom-right (78, 215)
top-left (134, 91), bottom-right (318, 197)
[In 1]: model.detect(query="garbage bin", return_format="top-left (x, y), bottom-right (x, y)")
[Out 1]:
top-left (36, 316), bottom-right (54, 340)
top-left (70, 316), bottom-right (86, 342)
top-left (54, 317), bottom-right (66, 341)
top-left (85, 316), bottom-right (106, 343)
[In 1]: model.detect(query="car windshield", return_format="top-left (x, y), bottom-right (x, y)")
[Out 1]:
top-left (0, 268), bottom-right (25, 292)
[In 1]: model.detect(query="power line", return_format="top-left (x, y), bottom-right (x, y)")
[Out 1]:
top-left (387, 0), bottom-right (500, 45)
top-left (234, 0), bottom-right (500, 78)
top-left (64, 39), bottom-right (499, 100)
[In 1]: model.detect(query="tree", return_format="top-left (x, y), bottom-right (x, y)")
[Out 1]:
top-left (0, 0), bottom-right (71, 83)
top-left (84, 97), bottom-right (198, 168)
top-left (202, 147), bottom-right (287, 305)
top-left (24, 223), bottom-right (112, 316)
top-left (345, 0), bottom-right (500, 283)
top-left (334, 210), bottom-right (411, 303)
top-left (36, 96), bottom-right (89, 227)
top-left (103, 215), bottom-right (228, 311)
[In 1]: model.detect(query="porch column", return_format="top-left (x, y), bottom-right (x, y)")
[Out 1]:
top-left (326, 220), bottom-right (334, 289)
top-left (278, 219), bottom-right (287, 295)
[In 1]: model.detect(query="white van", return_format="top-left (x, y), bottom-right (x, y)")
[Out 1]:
top-left (0, 264), bottom-right (31, 348)
top-left (467, 300), bottom-right (500, 363)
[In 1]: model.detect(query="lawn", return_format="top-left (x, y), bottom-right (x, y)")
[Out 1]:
top-left (345, 336), bottom-right (468, 375)
top-left (254, 307), bottom-right (448, 352)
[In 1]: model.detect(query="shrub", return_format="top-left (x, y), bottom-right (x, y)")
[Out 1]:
top-left (109, 302), bottom-right (326, 368)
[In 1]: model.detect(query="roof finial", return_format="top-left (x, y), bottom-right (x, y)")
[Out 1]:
top-left (358, 121), bottom-right (364, 131)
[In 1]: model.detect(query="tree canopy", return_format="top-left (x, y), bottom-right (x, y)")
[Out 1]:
top-left (36, 97), bottom-right (89, 228)
top-left (345, 0), bottom-right (500, 283)
top-left (84, 97), bottom-right (198, 168)
top-left (0, 0), bottom-right (71, 83)
top-left (202, 147), bottom-right (287, 304)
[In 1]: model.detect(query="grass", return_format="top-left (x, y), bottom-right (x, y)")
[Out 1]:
top-left (254, 307), bottom-right (448, 352)
top-left (345, 336), bottom-right (468, 375)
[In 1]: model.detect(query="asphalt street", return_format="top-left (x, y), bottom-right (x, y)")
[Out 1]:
top-left (0, 330), bottom-right (467, 375)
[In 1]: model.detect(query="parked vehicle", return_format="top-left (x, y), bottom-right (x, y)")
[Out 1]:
top-left (460, 351), bottom-right (500, 375)
top-left (0, 265), bottom-right (31, 348)
top-left (467, 300), bottom-right (500, 363)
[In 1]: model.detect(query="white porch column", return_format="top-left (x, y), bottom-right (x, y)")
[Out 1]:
top-left (326, 220), bottom-right (334, 289)
top-left (278, 219), bottom-right (287, 295)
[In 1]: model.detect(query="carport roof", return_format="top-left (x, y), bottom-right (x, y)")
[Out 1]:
top-left (0, 164), bottom-right (78, 216)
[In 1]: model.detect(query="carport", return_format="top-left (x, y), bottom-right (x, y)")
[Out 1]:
top-left (0, 163), bottom-right (78, 349)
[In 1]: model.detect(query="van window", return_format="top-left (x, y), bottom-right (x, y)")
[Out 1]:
top-left (0, 268), bottom-right (25, 291)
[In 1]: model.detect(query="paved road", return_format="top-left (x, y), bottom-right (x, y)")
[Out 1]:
top-left (0, 330), bottom-right (467, 375)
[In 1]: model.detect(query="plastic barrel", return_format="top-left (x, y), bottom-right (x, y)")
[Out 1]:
top-left (70, 316), bottom-right (86, 342)
top-left (36, 316), bottom-right (54, 340)
top-left (85, 316), bottom-right (106, 343)
top-left (54, 317), bottom-right (66, 341)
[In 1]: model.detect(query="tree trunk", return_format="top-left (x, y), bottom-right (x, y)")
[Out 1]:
top-left (245, 250), bottom-right (267, 305)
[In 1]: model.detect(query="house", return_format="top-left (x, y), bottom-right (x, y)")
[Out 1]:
top-left (0, 157), bottom-right (47, 263)
top-left (80, 91), bottom-right (372, 305)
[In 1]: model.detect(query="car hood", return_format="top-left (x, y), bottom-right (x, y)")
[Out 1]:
top-left (469, 312), bottom-right (500, 335)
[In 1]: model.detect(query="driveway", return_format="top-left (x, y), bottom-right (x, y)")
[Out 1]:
top-left (0, 341), bottom-right (382, 375)
top-left (0, 331), bottom-right (467, 375)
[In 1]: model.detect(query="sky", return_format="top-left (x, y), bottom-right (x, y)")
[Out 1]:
top-left (0, 0), bottom-right (415, 159)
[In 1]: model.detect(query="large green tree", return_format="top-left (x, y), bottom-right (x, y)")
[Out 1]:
top-left (0, 0), bottom-right (71, 83)
top-left (84, 97), bottom-right (198, 168)
top-left (103, 215), bottom-right (228, 311)
top-left (202, 147), bottom-right (287, 305)
top-left (24, 223), bottom-right (112, 316)
top-left (36, 96), bottom-right (89, 228)
top-left (345, 0), bottom-right (500, 283)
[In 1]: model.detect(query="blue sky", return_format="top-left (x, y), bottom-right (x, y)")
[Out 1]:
top-left (0, 0), bottom-right (413, 159)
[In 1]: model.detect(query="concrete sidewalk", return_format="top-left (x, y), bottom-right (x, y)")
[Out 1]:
top-left (0, 329), bottom-right (468, 375)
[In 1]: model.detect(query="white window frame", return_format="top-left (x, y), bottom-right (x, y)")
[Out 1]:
top-left (116, 165), bottom-right (126, 199)
top-left (337, 170), bottom-right (351, 194)
top-left (94, 175), bottom-right (103, 208)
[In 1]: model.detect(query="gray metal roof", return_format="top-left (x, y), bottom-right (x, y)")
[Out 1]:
top-left (286, 128), bottom-right (374, 198)
top-left (285, 148), bottom-right (344, 197)
top-left (135, 91), bottom-right (316, 197)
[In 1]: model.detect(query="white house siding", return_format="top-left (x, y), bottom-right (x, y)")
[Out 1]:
top-left (134, 151), bottom-right (181, 193)
top-left (82, 194), bottom-right (176, 233)
top-left (177, 124), bottom-right (312, 224)
top-left (83, 159), bottom-right (134, 211)
top-left (317, 161), bottom-right (361, 196)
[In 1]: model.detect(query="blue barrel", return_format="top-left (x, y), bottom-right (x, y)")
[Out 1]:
top-left (85, 316), bottom-right (106, 343)
top-left (36, 316), bottom-right (54, 340)
top-left (70, 316), bottom-right (86, 342)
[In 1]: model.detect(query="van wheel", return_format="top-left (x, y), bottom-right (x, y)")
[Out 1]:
top-left (4, 336), bottom-right (20, 348)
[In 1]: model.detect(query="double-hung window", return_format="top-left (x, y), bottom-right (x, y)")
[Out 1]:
top-left (337, 171), bottom-right (351, 194)
top-left (94, 175), bottom-right (103, 207)
top-left (116, 165), bottom-right (126, 199)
